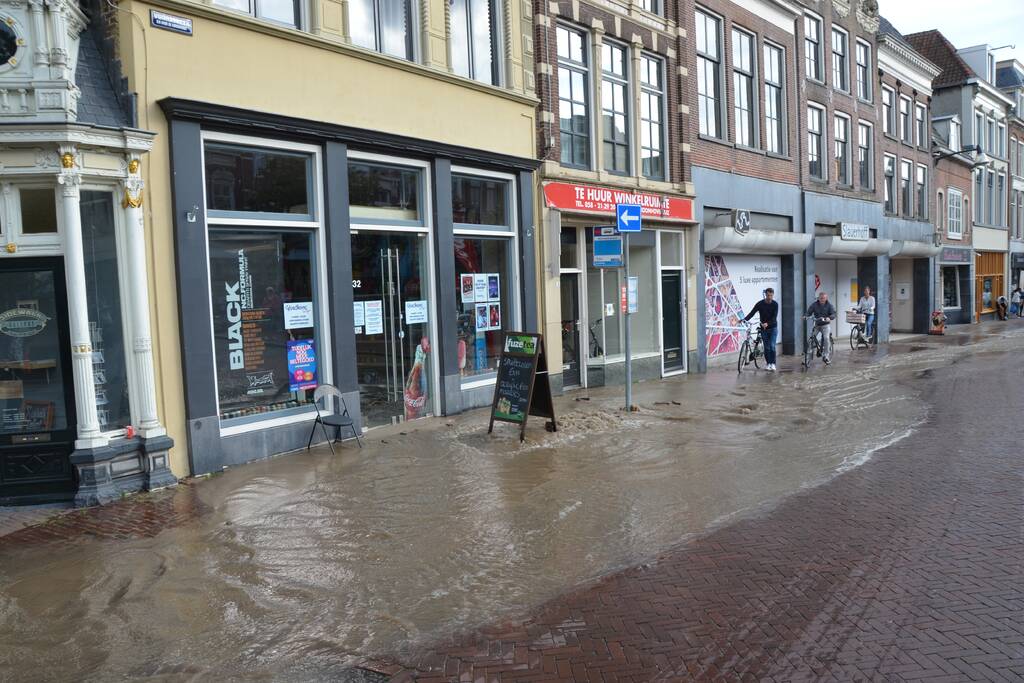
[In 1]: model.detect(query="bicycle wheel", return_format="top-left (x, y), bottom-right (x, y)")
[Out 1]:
top-left (737, 341), bottom-right (750, 373)
top-left (803, 337), bottom-right (815, 369)
top-left (850, 327), bottom-right (858, 350)
top-left (751, 340), bottom-right (763, 369)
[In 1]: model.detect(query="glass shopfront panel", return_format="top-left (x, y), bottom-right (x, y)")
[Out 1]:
top-left (208, 230), bottom-right (319, 422)
top-left (349, 162), bottom-right (423, 224)
top-left (454, 236), bottom-right (511, 381)
top-left (585, 231), bottom-right (658, 361)
top-left (204, 143), bottom-right (312, 218)
top-left (81, 191), bottom-right (130, 431)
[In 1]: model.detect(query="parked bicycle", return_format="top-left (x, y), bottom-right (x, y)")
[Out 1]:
top-left (802, 316), bottom-right (835, 369)
top-left (737, 322), bottom-right (765, 373)
top-left (847, 309), bottom-right (871, 350)
top-left (588, 318), bottom-right (604, 358)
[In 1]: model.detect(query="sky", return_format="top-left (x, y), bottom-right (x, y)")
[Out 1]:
top-left (880, 0), bottom-right (1024, 67)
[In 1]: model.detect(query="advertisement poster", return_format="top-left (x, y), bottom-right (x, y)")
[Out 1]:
top-left (287, 339), bottom-right (317, 392)
top-left (704, 255), bottom-right (781, 357)
top-left (488, 303), bottom-right (501, 330)
top-left (461, 274), bottom-right (475, 303)
top-left (364, 300), bottom-right (384, 335)
top-left (475, 303), bottom-right (489, 330)
top-left (405, 300), bottom-right (429, 324)
top-left (283, 301), bottom-right (314, 330)
top-left (473, 274), bottom-right (489, 303)
top-left (487, 274), bottom-right (500, 301)
top-left (353, 301), bottom-right (365, 327)
top-left (403, 337), bottom-right (430, 420)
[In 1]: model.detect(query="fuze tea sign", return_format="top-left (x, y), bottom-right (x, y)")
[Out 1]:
top-left (489, 332), bottom-right (557, 441)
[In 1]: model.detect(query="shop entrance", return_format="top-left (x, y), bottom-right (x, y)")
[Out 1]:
top-left (559, 273), bottom-right (582, 388)
top-left (351, 231), bottom-right (434, 428)
top-left (661, 272), bottom-right (684, 372)
top-left (0, 257), bottom-right (76, 502)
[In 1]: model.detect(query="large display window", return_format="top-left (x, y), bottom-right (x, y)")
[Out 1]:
top-left (204, 143), bottom-right (312, 219)
top-left (585, 231), bottom-right (658, 361)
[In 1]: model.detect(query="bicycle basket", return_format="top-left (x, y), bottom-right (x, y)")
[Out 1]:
top-left (845, 311), bottom-right (866, 324)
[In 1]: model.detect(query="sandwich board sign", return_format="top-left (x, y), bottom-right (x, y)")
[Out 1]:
top-left (488, 332), bottom-right (557, 442)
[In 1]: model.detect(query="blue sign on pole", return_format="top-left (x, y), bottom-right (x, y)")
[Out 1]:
top-left (593, 228), bottom-right (623, 268)
top-left (616, 203), bottom-right (642, 232)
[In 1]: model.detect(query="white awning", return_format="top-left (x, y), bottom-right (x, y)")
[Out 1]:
top-left (889, 240), bottom-right (941, 258)
top-left (704, 227), bottom-right (814, 254)
top-left (814, 235), bottom-right (894, 259)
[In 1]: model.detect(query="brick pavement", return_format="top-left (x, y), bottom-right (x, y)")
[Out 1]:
top-left (382, 345), bottom-right (1024, 681)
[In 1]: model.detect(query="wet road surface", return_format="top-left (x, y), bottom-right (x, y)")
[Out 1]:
top-left (0, 323), bottom-right (1021, 681)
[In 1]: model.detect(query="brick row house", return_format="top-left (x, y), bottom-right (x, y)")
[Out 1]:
top-left (997, 59), bottom-right (1024, 292)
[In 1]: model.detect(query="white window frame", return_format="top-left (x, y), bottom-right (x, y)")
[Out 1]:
top-left (557, 24), bottom-right (593, 170)
top-left (212, 0), bottom-right (308, 30)
top-left (882, 86), bottom-right (895, 136)
top-left (834, 113), bottom-right (852, 186)
top-left (998, 123), bottom-right (1006, 157)
top-left (200, 131), bottom-right (332, 437)
top-left (857, 121), bottom-right (873, 189)
top-left (899, 95), bottom-right (912, 143)
top-left (855, 39), bottom-right (871, 101)
top-left (804, 12), bottom-right (823, 82)
top-left (883, 153), bottom-right (897, 214)
top-left (808, 103), bottom-right (826, 180)
top-left (915, 103), bottom-right (927, 148)
top-left (639, 52), bottom-right (668, 180)
top-left (696, 7), bottom-right (724, 139)
top-left (915, 163), bottom-right (928, 219)
top-left (900, 158), bottom-right (913, 217)
top-left (601, 38), bottom-right (632, 176)
top-left (731, 25), bottom-right (757, 148)
top-left (831, 26), bottom-right (849, 92)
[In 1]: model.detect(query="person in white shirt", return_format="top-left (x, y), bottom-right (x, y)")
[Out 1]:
top-left (858, 286), bottom-right (877, 341)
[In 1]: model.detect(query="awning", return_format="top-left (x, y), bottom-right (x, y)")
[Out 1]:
top-left (704, 227), bottom-right (813, 254)
top-left (889, 240), bottom-right (941, 258)
top-left (814, 235), bottom-right (894, 259)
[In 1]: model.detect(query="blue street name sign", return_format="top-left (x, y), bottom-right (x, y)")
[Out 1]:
top-left (592, 226), bottom-right (623, 268)
top-left (616, 203), bottom-right (642, 232)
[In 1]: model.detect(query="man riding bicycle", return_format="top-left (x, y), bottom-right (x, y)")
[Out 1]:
top-left (807, 291), bottom-right (837, 364)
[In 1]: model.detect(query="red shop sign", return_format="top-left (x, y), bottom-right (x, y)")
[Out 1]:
top-left (542, 181), bottom-right (695, 223)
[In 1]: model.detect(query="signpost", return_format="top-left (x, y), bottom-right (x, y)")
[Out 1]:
top-left (616, 204), bottom-right (641, 411)
top-left (488, 332), bottom-right (557, 442)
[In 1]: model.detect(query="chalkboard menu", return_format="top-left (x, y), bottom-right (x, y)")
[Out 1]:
top-left (488, 332), bottom-right (557, 442)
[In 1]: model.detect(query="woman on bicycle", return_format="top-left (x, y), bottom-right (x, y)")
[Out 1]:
top-left (743, 288), bottom-right (779, 371)
top-left (858, 286), bottom-right (876, 342)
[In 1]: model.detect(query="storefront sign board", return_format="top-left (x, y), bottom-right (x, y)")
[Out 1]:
top-left (840, 223), bottom-right (870, 241)
top-left (283, 301), bottom-right (314, 330)
top-left (940, 248), bottom-right (972, 264)
top-left (488, 332), bottom-right (557, 442)
top-left (405, 300), bottom-right (428, 324)
top-left (593, 229), bottom-right (623, 268)
top-left (543, 182), bottom-right (694, 222)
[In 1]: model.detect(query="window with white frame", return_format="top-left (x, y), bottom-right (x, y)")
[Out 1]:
top-left (950, 118), bottom-right (961, 151)
top-left (808, 105), bottom-right (825, 180)
top-left (1013, 136), bottom-right (1018, 175)
top-left (834, 114), bottom-right (851, 186)
top-left (900, 159), bottom-right (912, 216)
top-left (899, 96), bottom-right (912, 143)
top-left (450, 0), bottom-right (499, 84)
top-left (640, 54), bottom-right (666, 180)
top-left (855, 40), bottom-right (871, 100)
top-left (882, 86), bottom-right (895, 135)
top-left (998, 123), bottom-right (1006, 157)
top-left (349, 0), bottom-right (415, 59)
top-left (696, 9), bottom-right (723, 138)
top-left (975, 111), bottom-right (984, 151)
top-left (732, 27), bottom-right (756, 148)
top-left (831, 27), bottom-right (848, 92)
top-left (557, 25), bottom-right (590, 169)
top-left (884, 154), bottom-right (896, 213)
top-left (987, 117), bottom-right (995, 152)
top-left (804, 14), bottom-right (822, 81)
top-left (763, 42), bottom-right (785, 155)
top-left (858, 121), bottom-right (872, 188)
top-left (214, 0), bottom-right (302, 28)
top-left (974, 170), bottom-right (984, 222)
top-left (1012, 189), bottom-right (1018, 234)
top-left (638, 0), bottom-right (660, 15)
top-left (948, 188), bottom-right (963, 238)
top-left (997, 172), bottom-right (1005, 226)
top-left (916, 164), bottom-right (927, 218)
top-left (986, 169), bottom-right (994, 224)
top-left (915, 103), bottom-right (926, 147)
top-left (601, 41), bottom-right (630, 175)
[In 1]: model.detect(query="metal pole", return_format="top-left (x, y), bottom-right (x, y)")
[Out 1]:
top-left (624, 232), bottom-right (632, 410)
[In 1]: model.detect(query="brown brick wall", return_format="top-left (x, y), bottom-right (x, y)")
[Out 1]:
top-left (684, 0), bottom-right (799, 186)
top-left (934, 155), bottom-right (973, 246)
top-left (877, 70), bottom-right (934, 222)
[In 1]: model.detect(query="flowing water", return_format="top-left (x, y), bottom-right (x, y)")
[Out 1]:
top-left (0, 328), bottom-right (1013, 681)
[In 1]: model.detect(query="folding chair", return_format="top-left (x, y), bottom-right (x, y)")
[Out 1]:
top-left (307, 384), bottom-right (362, 454)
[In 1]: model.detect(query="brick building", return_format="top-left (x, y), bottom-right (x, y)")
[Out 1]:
top-left (931, 123), bottom-right (977, 324)
top-left (996, 59), bottom-right (1024, 292)
top-left (534, 0), bottom-right (699, 390)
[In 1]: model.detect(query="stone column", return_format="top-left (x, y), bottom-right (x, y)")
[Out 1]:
top-left (121, 157), bottom-right (163, 436)
top-left (631, 39), bottom-right (644, 178)
top-left (44, 0), bottom-right (68, 79)
top-left (56, 147), bottom-right (103, 449)
top-left (591, 27), bottom-right (605, 173)
top-left (28, 0), bottom-right (48, 67)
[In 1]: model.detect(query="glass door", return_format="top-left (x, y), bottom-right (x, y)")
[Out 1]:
top-left (352, 231), bottom-right (433, 428)
top-left (559, 273), bottom-right (581, 388)
top-left (661, 271), bottom-right (684, 372)
top-left (0, 258), bottom-right (76, 499)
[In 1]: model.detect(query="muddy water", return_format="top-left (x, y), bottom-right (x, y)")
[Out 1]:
top-left (0, 328), bottom-right (1014, 681)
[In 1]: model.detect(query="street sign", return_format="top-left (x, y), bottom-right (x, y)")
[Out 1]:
top-left (616, 203), bottom-right (642, 232)
top-left (593, 226), bottom-right (623, 268)
top-left (627, 276), bottom-right (638, 314)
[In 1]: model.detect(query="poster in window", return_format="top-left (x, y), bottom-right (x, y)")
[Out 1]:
top-left (461, 274), bottom-right (475, 303)
top-left (403, 337), bottom-right (430, 420)
top-left (364, 300), bottom-right (384, 334)
top-left (287, 339), bottom-right (317, 392)
top-left (475, 303), bottom-right (489, 330)
top-left (487, 274), bottom-right (500, 301)
top-left (405, 300), bottom-right (429, 324)
top-left (283, 301), bottom-right (315, 330)
top-left (353, 301), bottom-right (365, 328)
top-left (488, 303), bottom-right (501, 330)
top-left (474, 274), bottom-right (488, 302)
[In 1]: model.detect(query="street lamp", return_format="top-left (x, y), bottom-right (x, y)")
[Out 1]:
top-left (933, 144), bottom-right (990, 169)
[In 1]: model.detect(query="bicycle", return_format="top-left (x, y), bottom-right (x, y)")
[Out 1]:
top-left (736, 322), bottom-right (765, 373)
top-left (847, 309), bottom-right (871, 350)
top-left (588, 318), bottom-right (604, 358)
top-left (802, 316), bottom-right (835, 369)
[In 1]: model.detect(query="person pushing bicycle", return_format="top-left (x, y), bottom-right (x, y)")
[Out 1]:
top-left (743, 288), bottom-right (779, 371)
top-left (807, 291), bottom-right (836, 364)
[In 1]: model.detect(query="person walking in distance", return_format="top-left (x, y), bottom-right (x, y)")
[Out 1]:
top-left (858, 286), bottom-right (877, 342)
top-left (1011, 286), bottom-right (1022, 318)
top-left (807, 291), bottom-right (837, 364)
top-left (743, 288), bottom-right (780, 371)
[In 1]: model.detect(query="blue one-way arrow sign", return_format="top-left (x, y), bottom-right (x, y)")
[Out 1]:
top-left (616, 203), bottom-right (642, 232)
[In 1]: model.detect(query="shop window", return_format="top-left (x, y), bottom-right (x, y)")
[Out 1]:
top-left (204, 143), bottom-right (312, 218)
top-left (942, 267), bottom-right (959, 308)
top-left (208, 230), bottom-right (320, 422)
top-left (81, 191), bottom-right (130, 431)
top-left (450, 0), bottom-right (498, 84)
top-left (350, 0), bottom-right (415, 60)
top-left (560, 227), bottom-right (579, 270)
top-left (454, 236), bottom-right (512, 382)
top-left (349, 162), bottom-right (422, 224)
top-left (19, 188), bottom-right (58, 234)
top-left (585, 233), bottom-right (658, 360)
top-left (452, 174), bottom-right (508, 228)
top-left (660, 231), bottom-right (682, 267)
top-left (213, 0), bottom-right (301, 27)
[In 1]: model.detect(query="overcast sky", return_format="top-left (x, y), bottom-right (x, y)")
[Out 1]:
top-left (881, 0), bottom-right (1024, 67)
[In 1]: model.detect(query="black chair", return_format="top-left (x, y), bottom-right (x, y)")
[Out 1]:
top-left (307, 384), bottom-right (362, 454)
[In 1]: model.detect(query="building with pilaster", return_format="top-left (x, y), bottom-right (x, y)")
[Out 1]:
top-left (0, 0), bottom-right (174, 503)
top-left (996, 58), bottom-right (1024, 290)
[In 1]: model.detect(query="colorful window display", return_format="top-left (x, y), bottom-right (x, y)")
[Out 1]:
top-left (455, 237), bottom-right (510, 380)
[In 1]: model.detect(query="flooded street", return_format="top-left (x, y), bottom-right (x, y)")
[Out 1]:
top-left (0, 326), bottom-right (1016, 681)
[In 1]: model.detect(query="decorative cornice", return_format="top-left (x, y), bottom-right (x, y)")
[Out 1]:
top-left (0, 124), bottom-right (155, 151)
top-left (878, 34), bottom-right (941, 80)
